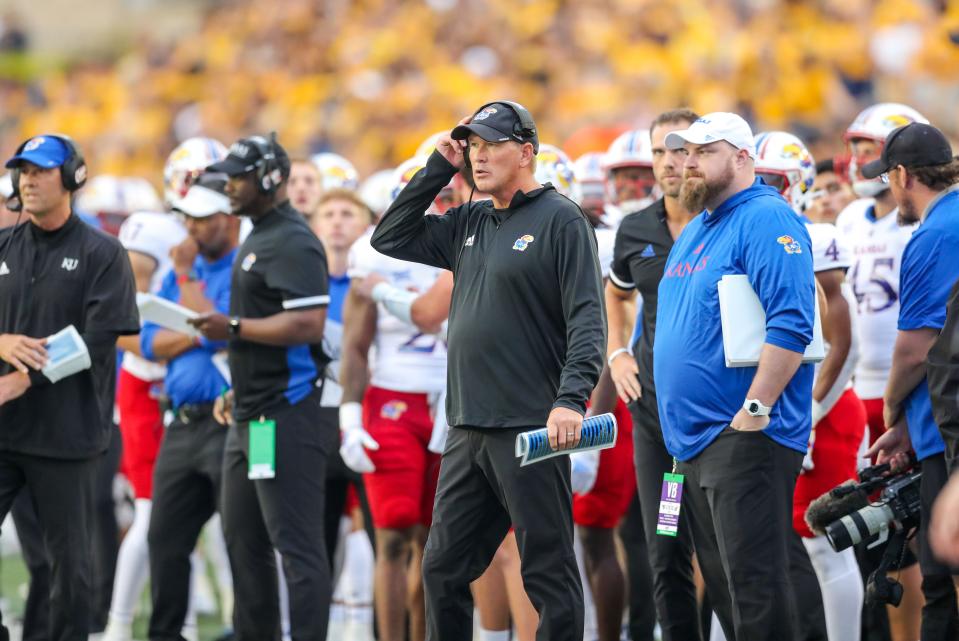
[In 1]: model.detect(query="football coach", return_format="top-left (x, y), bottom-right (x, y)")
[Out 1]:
top-left (370, 102), bottom-right (606, 641)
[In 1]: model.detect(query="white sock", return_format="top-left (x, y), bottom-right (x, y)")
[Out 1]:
top-left (573, 530), bottom-right (598, 640)
top-left (339, 530), bottom-right (375, 606)
top-left (202, 513), bottom-right (234, 625)
top-left (277, 549), bottom-right (291, 638)
top-left (478, 628), bottom-right (510, 641)
top-left (107, 498), bottom-right (152, 625)
top-left (185, 551), bottom-right (199, 628)
top-left (709, 611), bottom-right (728, 641)
top-left (803, 535), bottom-right (863, 641)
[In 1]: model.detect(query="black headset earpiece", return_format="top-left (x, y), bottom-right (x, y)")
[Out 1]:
top-left (248, 132), bottom-right (281, 195)
top-left (8, 134), bottom-right (87, 212)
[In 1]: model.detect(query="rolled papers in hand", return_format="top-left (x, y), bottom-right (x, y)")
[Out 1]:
top-left (515, 412), bottom-right (617, 467)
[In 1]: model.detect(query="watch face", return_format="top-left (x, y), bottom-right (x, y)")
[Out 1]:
top-left (748, 402), bottom-right (759, 414)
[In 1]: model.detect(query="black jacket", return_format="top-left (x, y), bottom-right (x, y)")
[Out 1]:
top-left (928, 277), bottom-right (959, 472)
top-left (608, 199), bottom-right (673, 406)
top-left (0, 214), bottom-right (139, 458)
top-left (371, 152), bottom-right (606, 428)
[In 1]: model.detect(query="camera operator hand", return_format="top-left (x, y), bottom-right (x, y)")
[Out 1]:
top-left (865, 420), bottom-right (913, 472)
top-left (930, 471), bottom-right (959, 566)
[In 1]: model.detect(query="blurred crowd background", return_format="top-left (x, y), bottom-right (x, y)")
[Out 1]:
top-left (0, 0), bottom-right (958, 184)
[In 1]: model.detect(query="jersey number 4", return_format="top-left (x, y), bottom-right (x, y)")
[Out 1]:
top-left (851, 257), bottom-right (897, 313)
top-left (399, 332), bottom-right (442, 354)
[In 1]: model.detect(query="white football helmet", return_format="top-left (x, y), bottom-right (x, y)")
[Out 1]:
top-left (164, 137), bottom-right (228, 207)
top-left (415, 132), bottom-right (448, 159)
top-left (535, 144), bottom-right (577, 198)
top-left (754, 131), bottom-right (816, 214)
top-left (122, 177), bottom-right (163, 214)
top-left (572, 152), bottom-right (606, 204)
top-left (359, 169), bottom-right (395, 219)
top-left (390, 157), bottom-right (455, 214)
top-left (602, 129), bottom-right (655, 211)
top-left (311, 152), bottom-right (360, 192)
top-left (843, 103), bottom-right (928, 198)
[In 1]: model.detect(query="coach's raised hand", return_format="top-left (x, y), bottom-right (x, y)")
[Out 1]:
top-left (434, 116), bottom-right (471, 170)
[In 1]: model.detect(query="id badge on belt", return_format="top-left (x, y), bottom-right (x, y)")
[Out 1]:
top-left (656, 458), bottom-right (684, 537)
top-left (248, 417), bottom-right (276, 480)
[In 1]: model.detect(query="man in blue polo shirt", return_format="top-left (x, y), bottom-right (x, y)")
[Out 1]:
top-left (139, 172), bottom-right (239, 641)
top-left (654, 113), bottom-right (816, 641)
top-left (863, 122), bottom-right (959, 641)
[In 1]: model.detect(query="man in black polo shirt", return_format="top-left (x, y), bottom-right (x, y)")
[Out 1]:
top-left (0, 135), bottom-right (139, 641)
top-left (606, 109), bottom-right (705, 641)
top-left (370, 103), bottom-right (606, 641)
top-left (190, 135), bottom-right (335, 641)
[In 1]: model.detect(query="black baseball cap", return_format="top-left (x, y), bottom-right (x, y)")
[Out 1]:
top-left (451, 102), bottom-right (539, 152)
top-left (861, 123), bottom-right (954, 179)
top-left (207, 135), bottom-right (291, 179)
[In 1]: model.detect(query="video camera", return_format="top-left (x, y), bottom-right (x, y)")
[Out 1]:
top-left (804, 459), bottom-right (921, 606)
top-left (805, 461), bottom-right (921, 552)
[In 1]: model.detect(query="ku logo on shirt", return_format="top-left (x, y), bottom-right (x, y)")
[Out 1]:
top-left (512, 234), bottom-right (535, 252)
top-left (777, 235), bottom-right (802, 255)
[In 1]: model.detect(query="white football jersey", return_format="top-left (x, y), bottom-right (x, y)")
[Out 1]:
top-left (118, 211), bottom-right (187, 294)
top-left (807, 222), bottom-right (853, 274)
top-left (594, 226), bottom-right (616, 279)
top-left (807, 222), bottom-right (858, 410)
top-left (347, 232), bottom-right (448, 394)
top-left (836, 198), bottom-right (916, 398)
top-left (118, 211), bottom-right (187, 382)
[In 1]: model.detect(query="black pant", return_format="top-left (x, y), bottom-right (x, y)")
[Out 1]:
top-left (12, 424), bottom-right (121, 638)
top-left (0, 451), bottom-right (98, 641)
top-left (918, 453), bottom-right (959, 641)
top-left (221, 391), bottom-right (336, 641)
top-left (148, 411), bottom-right (228, 641)
top-left (618, 494), bottom-right (655, 641)
top-left (679, 427), bottom-right (803, 641)
top-left (630, 399), bottom-right (701, 641)
top-left (91, 423), bottom-right (123, 631)
top-left (10, 487), bottom-right (49, 641)
top-left (422, 426), bottom-right (583, 641)
top-left (787, 530), bottom-right (827, 641)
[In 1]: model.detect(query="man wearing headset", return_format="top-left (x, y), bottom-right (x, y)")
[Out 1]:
top-left (370, 102), bottom-right (606, 641)
top-left (0, 134), bottom-right (139, 640)
top-left (189, 134), bottom-right (335, 641)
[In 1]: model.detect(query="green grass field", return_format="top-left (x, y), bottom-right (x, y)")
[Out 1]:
top-left (0, 553), bottom-right (228, 640)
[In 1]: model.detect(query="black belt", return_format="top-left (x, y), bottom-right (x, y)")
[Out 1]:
top-left (175, 402), bottom-right (216, 424)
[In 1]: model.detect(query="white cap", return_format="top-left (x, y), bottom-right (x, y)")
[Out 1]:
top-left (173, 173), bottom-right (230, 218)
top-left (174, 185), bottom-right (230, 218)
top-left (665, 112), bottom-right (756, 159)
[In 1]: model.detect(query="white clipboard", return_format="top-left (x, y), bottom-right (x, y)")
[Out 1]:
top-left (718, 274), bottom-right (824, 368)
top-left (42, 325), bottom-right (92, 383)
top-left (136, 292), bottom-right (200, 338)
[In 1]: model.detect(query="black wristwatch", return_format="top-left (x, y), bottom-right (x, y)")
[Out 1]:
top-left (228, 316), bottom-right (242, 337)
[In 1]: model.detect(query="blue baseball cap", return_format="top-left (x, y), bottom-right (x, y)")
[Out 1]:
top-left (5, 136), bottom-right (70, 169)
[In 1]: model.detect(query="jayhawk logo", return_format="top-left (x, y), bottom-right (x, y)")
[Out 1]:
top-left (512, 234), bottom-right (535, 252)
top-left (381, 400), bottom-right (408, 420)
top-left (23, 137), bottom-right (45, 152)
top-left (777, 235), bottom-right (803, 255)
top-left (473, 107), bottom-right (497, 121)
top-left (882, 114), bottom-right (913, 130)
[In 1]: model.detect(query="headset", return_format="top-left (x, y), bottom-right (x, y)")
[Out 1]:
top-left (246, 131), bottom-right (283, 195)
top-left (8, 134), bottom-right (87, 212)
top-left (0, 135), bottom-right (87, 268)
top-left (463, 100), bottom-right (539, 168)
